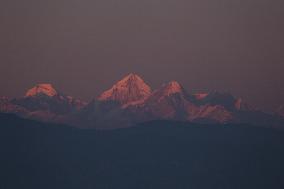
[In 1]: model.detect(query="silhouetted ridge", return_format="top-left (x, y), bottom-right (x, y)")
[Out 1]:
top-left (1, 114), bottom-right (284, 189)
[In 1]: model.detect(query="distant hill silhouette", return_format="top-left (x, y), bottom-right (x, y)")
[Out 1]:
top-left (1, 113), bottom-right (284, 189)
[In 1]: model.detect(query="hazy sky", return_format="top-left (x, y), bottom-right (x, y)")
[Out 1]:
top-left (0, 0), bottom-right (283, 110)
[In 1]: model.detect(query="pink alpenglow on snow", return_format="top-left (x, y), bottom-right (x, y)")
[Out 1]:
top-left (98, 73), bottom-right (152, 105)
top-left (149, 81), bottom-right (187, 101)
top-left (161, 81), bottom-right (184, 96)
top-left (25, 84), bottom-right (58, 97)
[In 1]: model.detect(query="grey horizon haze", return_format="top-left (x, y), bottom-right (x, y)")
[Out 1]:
top-left (0, 0), bottom-right (283, 111)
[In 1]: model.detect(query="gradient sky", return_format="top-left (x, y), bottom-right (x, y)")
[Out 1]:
top-left (0, 0), bottom-right (283, 110)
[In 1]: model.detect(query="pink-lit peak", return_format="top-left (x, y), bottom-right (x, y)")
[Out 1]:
top-left (25, 84), bottom-right (58, 97)
top-left (98, 73), bottom-right (152, 104)
top-left (160, 81), bottom-right (184, 96)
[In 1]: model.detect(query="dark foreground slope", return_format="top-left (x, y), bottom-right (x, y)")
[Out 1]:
top-left (1, 113), bottom-right (284, 189)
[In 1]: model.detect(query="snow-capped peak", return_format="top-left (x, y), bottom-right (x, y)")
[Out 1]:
top-left (117, 73), bottom-right (144, 84)
top-left (25, 84), bottom-right (58, 97)
top-left (159, 81), bottom-right (184, 96)
top-left (98, 73), bottom-right (152, 104)
top-left (147, 81), bottom-right (188, 103)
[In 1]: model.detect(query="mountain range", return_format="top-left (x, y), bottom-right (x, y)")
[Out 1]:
top-left (1, 73), bottom-right (283, 129)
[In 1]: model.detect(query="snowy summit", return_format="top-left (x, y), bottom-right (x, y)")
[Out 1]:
top-left (98, 73), bottom-right (152, 105)
top-left (25, 84), bottom-right (58, 97)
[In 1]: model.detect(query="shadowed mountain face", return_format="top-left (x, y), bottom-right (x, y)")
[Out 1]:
top-left (1, 113), bottom-right (284, 189)
top-left (1, 74), bottom-right (284, 129)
